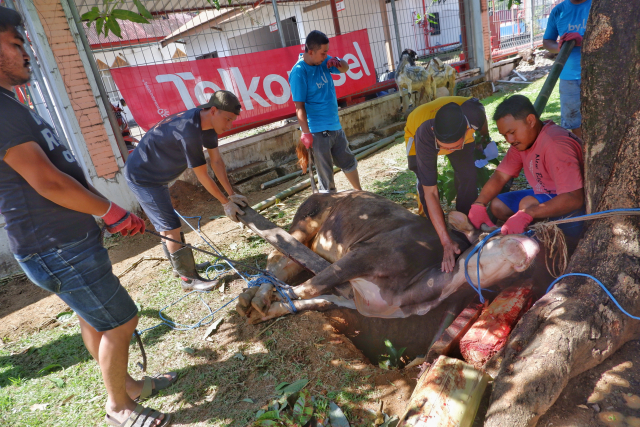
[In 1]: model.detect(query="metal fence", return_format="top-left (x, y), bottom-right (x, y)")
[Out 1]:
top-left (488, 0), bottom-right (558, 60)
top-left (73, 0), bottom-right (471, 141)
top-left (392, 0), bottom-right (471, 67)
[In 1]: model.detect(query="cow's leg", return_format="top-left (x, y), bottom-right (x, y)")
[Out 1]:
top-left (292, 252), bottom-right (364, 299)
top-left (246, 295), bottom-right (355, 324)
top-left (266, 208), bottom-right (330, 282)
top-left (247, 252), bottom-right (363, 315)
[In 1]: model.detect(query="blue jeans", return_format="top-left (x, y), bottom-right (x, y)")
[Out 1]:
top-left (496, 189), bottom-right (585, 237)
top-left (126, 176), bottom-right (181, 232)
top-left (14, 228), bottom-right (138, 332)
top-left (559, 79), bottom-right (582, 130)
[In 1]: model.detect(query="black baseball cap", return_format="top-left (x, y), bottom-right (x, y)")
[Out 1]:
top-left (0, 5), bottom-right (23, 29)
top-left (199, 90), bottom-right (242, 115)
top-left (434, 103), bottom-right (467, 143)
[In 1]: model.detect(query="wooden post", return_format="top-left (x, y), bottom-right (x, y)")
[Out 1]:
top-left (458, 0), bottom-right (470, 63)
top-left (399, 356), bottom-right (491, 427)
top-left (480, 0), bottom-right (492, 72)
top-left (378, 0), bottom-right (396, 71)
top-left (329, 0), bottom-right (341, 35)
top-left (237, 207), bottom-right (331, 275)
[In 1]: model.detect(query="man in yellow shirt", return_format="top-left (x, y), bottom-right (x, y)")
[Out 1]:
top-left (404, 96), bottom-right (493, 273)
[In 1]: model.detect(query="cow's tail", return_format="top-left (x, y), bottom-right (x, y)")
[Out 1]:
top-left (296, 141), bottom-right (309, 173)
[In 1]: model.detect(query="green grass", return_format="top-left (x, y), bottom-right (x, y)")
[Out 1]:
top-left (0, 75), bottom-right (560, 427)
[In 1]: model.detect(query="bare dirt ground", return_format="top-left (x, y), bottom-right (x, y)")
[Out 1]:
top-left (1, 133), bottom-right (639, 425)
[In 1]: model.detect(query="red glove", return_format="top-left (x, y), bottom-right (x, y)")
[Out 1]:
top-left (301, 133), bottom-right (313, 149)
top-left (558, 32), bottom-right (582, 49)
top-left (468, 204), bottom-right (496, 229)
top-left (101, 202), bottom-right (145, 237)
top-left (501, 211), bottom-right (533, 235)
top-left (326, 57), bottom-right (341, 68)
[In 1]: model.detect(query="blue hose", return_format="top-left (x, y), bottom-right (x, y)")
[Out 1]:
top-left (138, 210), bottom-right (297, 335)
top-left (546, 273), bottom-right (640, 320)
top-left (464, 228), bottom-right (502, 303)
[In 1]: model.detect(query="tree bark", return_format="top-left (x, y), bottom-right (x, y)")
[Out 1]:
top-left (485, 2), bottom-right (640, 425)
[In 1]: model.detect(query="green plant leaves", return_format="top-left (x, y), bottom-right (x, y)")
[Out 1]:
top-left (292, 390), bottom-right (313, 426)
top-left (37, 364), bottom-right (63, 375)
top-left (80, 7), bottom-right (100, 24)
top-left (80, 1), bottom-right (152, 38)
top-left (329, 401), bottom-right (350, 427)
top-left (110, 9), bottom-right (149, 24)
top-left (133, 0), bottom-right (152, 19)
top-left (379, 339), bottom-right (406, 369)
top-left (104, 17), bottom-right (122, 38)
top-left (276, 379), bottom-right (308, 395)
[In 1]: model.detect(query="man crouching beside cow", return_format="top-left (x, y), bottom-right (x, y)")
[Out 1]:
top-left (468, 95), bottom-right (585, 238)
top-left (236, 94), bottom-right (585, 324)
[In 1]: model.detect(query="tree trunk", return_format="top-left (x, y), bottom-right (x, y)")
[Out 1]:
top-left (485, 2), bottom-right (640, 426)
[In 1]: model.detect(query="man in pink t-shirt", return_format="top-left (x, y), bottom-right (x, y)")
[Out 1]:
top-left (468, 95), bottom-right (585, 236)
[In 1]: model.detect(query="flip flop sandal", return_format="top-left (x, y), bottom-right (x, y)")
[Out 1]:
top-left (105, 404), bottom-right (172, 427)
top-left (134, 372), bottom-right (178, 403)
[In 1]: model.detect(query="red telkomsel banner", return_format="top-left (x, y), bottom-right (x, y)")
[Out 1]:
top-left (110, 30), bottom-right (376, 132)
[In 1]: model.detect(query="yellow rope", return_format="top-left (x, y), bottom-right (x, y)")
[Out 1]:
top-left (529, 222), bottom-right (568, 278)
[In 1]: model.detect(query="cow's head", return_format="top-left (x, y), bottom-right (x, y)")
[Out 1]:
top-left (460, 233), bottom-right (540, 288)
top-left (449, 211), bottom-right (540, 286)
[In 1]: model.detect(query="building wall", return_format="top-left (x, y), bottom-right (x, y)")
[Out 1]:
top-left (185, 3), bottom-right (302, 59)
top-left (33, 0), bottom-right (120, 179)
top-left (92, 42), bottom-right (184, 122)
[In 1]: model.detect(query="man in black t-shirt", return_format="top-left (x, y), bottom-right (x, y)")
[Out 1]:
top-left (0, 7), bottom-right (171, 426)
top-left (414, 101), bottom-right (491, 273)
top-left (125, 90), bottom-right (246, 291)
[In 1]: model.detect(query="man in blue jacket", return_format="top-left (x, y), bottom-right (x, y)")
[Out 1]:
top-left (543, 0), bottom-right (591, 138)
top-left (289, 30), bottom-right (361, 193)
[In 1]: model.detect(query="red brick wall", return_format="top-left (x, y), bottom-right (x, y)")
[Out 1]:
top-left (33, 0), bottom-right (119, 179)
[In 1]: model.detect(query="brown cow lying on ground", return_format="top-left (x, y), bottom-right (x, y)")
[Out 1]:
top-left (237, 191), bottom-right (539, 323)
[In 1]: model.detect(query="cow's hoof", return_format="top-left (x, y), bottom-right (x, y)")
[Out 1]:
top-left (251, 283), bottom-right (274, 316)
top-left (236, 286), bottom-right (259, 317)
top-left (449, 211), bottom-right (474, 233)
top-left (247, 302), bottom-right (292, 324)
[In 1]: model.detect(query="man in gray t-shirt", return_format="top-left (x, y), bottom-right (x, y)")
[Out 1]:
top-left (125, 91), bottom-right (247, 291)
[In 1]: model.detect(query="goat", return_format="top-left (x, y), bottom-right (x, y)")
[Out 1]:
top-left (426, 57), bottom-right (457, 97)
top-left (395, 49), bottom-right (436, 113)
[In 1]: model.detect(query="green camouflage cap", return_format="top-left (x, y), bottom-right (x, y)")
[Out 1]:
top-left (199, 90), bottom-right (242, 115)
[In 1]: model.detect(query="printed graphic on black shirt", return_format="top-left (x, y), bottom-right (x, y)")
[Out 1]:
top-left (0, 88), bottom-right (97, 255)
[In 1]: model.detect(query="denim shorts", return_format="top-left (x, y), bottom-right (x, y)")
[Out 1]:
top-left (559, 79), bottom-right (582, 130)
top-left (14, 228), bottom-right (138, 332)
top-left (126, 177), bottom-right (181, 232)
top-left (311, 129), bottom-right (358, 193)
top-left (496, 189), bottom-right (585, 237)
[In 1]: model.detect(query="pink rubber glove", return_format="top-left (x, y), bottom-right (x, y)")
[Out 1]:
top-left (468, 204), bottom-right (496, 229)
top-left (327, 57), bottom-right (341, 68)
top-left (301, 133), bottom-right (313, 149)
top-left (558, 32), bottom-right (582, 49)
top-left (101, 202), bottom-right (145, 236)
top-left (501, 211), bottom-right (533, 235)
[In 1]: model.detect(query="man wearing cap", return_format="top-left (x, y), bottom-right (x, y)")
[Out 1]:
top-left (0, 6), bottom-right (172, 426)
top-left (412, 98), bottom-right (491, 272)
top-left (289, 30), bottom-right (362, 193)
top-left (125, 90), bottom-right (247, 292)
